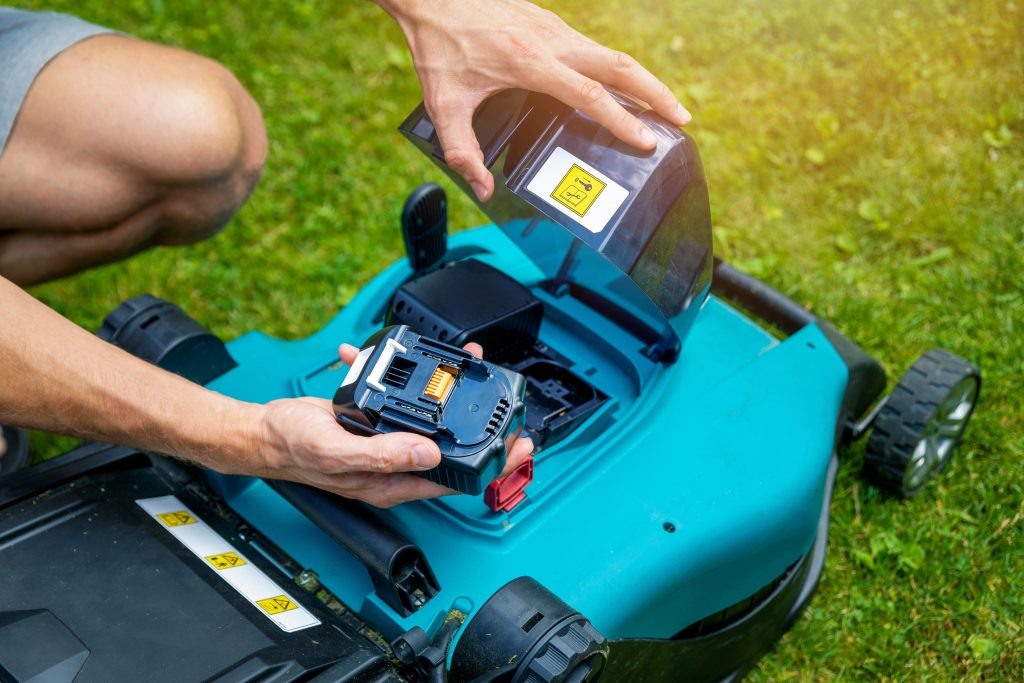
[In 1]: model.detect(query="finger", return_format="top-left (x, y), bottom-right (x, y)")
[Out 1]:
top-left (346, 431), bottom-right (441, 474)
top-left (338, 343), bottom-right (359, 364)
top-left (463, 342), bottom-right (484, 359)
top-left (535, 66), bottom-right (657, 150)
top-left (427, 96), bottom-right (493, 201)
top-left (500, 437), bottom-right (535, 477)
top-left (358, 473), bottom-right (459, 508)
top-left (319, 472), bottom-right (456, 508)
top-left (568, 45), bottom-right (690, 126)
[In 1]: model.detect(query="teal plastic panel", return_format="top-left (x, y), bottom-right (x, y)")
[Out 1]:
top-left (205, 225), bottom-right (848, 641)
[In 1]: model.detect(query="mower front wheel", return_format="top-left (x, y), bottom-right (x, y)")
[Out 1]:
top-left (863, 349), bottom-right (981, 498)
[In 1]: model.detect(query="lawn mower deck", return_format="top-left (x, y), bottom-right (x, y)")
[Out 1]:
top-left (0, 91), bottom-right (980, 683)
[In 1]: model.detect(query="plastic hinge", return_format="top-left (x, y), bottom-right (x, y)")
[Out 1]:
top-left (484, 455), bottom-right (533, 513)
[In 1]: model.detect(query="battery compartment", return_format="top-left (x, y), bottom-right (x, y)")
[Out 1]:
top-left (391, 259), bottom-right (606, 448)
top-left (501, 343), bottom-right (606, 449)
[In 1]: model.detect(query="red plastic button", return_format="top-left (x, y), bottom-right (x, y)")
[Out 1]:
top-left (484, 455), bottom-right (533, 513)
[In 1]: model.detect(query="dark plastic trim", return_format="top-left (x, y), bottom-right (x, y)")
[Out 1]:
top-left (98, 294), bottom-right (237, 386)
top-left (0, 443), bottom-right (402, 683)
top-left (601, 452), bottom-right (839, 683)
top-left (266, 479), bottom-right (441, 617)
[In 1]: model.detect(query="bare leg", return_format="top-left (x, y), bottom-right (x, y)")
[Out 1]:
top-left (0, 35), bottom-right (267, 285)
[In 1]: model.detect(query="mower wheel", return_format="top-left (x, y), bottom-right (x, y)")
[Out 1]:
top-left (0, 426), bottom-right (31, 476)
top-left (863, 348), bottom-right (980, 498)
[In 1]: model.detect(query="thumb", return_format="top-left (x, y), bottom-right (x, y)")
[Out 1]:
top-left (358, 431), bottom-right (441, 474)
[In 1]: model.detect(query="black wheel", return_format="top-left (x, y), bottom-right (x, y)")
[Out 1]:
top-left (864, 349), bottom-right (981, 498)
top-left (0, 426), bottom-right (31, 476)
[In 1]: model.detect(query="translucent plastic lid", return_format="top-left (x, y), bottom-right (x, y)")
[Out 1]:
top-left (400, 90), bottom-right (713, 359)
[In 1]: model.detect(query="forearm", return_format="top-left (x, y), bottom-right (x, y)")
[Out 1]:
top-left (0, 277), bottom-right (263, 472)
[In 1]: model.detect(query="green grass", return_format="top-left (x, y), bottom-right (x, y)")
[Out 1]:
top-left (12, 0), bottom-right (1024, 679)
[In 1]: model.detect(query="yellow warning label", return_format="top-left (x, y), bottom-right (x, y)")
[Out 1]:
top-left (205, 552), bottom-right (247, 570)
top-left (257, 595), bottom-right (298, 615)
top-left (551, 164), bottom-right (606, 217)
top-left (157, 511), bottom-right (196, 527)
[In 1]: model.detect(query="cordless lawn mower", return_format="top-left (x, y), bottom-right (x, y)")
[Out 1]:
top-left (0, 90), bottom-right (981, 683)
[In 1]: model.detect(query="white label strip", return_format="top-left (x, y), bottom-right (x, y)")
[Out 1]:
top-left (525, 146), bottom-right (630, 234)
top-left (137, 495), bottom-right (320, 633)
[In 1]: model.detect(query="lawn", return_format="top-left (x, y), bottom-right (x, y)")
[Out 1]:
top-left (12, 0), bottom-right (1023, 679)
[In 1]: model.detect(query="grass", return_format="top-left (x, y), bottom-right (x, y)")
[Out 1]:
top-left (11, 0), bottom-right (1023, 679)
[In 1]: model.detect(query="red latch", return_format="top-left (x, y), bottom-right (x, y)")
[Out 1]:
top-left (484, 455), bottom-right (533, 513)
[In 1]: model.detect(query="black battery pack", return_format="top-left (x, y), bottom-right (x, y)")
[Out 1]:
top-left (333, 326), bottom-right (527, 495)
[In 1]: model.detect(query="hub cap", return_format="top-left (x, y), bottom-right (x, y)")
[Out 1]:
top-left (904, 376), bottom-right (979, 492)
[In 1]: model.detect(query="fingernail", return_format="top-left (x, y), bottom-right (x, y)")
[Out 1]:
top-left (676, 104), bottom-right (692, 125)
top-left (470, 181), bottom-right (488, 201)
top-left (640, 126), bottom-right (658, 148)
top-left (412, 443), bottom-right (438, 469)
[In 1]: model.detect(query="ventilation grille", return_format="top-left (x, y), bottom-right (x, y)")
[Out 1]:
top-left (487, 399), bottom-right (510, 434)
top-left (383, 357), bottom-right (416, 389)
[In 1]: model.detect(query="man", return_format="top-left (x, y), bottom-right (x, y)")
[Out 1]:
top-left (0, 1), bottom-right (690, 506)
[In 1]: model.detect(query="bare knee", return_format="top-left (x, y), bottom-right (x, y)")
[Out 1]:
top-left (42, 36), bottom-right (269, 244)
top-left (1, 36), bottom-right (267, 243)
top-left (148, 58), bottom-right (268, 245)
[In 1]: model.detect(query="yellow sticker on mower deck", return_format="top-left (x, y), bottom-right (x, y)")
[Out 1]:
top-left (257, 595), bottom-right (298, 615)
top-left (206, 551), bottom-right (246, 570)
top-left (137, 495), bottom-right (319, 632)
top-left (157, 510), bottom-right (196, 527)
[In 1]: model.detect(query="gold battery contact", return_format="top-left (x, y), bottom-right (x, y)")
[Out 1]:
top-left (423, 365), bottom-right (458, 403)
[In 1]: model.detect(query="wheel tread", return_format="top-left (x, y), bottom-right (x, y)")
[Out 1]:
top-left (863, 349), bottom-right (980, 497)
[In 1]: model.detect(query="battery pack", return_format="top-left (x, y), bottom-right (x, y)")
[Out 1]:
top-left (333, 326), bottom-right (527, 496)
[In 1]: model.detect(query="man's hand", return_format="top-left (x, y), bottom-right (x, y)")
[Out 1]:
top-left (375, 0), bottom-right (691, 201)
top-left (0, 277), bottom-right (530, 509)
top-left (250, 341), bottom-right (534, 508)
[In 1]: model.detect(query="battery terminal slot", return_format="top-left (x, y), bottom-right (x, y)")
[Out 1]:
top-left (423, 365), bottom-right (458, 403)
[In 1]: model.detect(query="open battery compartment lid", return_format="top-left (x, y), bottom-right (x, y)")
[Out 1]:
top-left (399, 89), bottom-right (713, 361)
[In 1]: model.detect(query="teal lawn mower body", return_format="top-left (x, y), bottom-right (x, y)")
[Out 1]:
top-left (205, 224), bottom-right (841, 643)
top-left (0, 91), bottom-right (981, 683)
top-left (195, 90), bottom-right (881, 681)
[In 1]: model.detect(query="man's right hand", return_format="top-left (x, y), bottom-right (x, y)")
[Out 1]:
top-left (0, 277), bottom-right (530, 508)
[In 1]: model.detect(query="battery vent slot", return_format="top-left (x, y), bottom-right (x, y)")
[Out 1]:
top-left (487, 398), bottom-right (510, 434)
top-left (384, 357), bottom-right (417, 389)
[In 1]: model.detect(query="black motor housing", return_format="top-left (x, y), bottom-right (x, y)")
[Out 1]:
top-left (450, 577), bottom-right (608, 683)
top-left (390, 258), bottom-right (543, 362)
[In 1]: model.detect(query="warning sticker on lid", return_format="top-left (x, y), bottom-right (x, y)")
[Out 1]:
top-left (526, 147), bottom-right (629, 234)
top-left (137, 495), bottom-right (320, 633)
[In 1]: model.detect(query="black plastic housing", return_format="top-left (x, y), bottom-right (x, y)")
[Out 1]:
top-left (450, 576), bottom-right (608, 683)
top-left (390, 258), bottom-right (543, 360)
top-left (333, 326), bottom-right (527, 495)
top-left (98, 294), bottom-right (237, 385)
top-left (400, 89), bottom-right (714, 355)
top-left (507, 355), bottom-right (606, 448)
top-left (401, 182), bottom-right (448, 274)
top-left (266, 480), bottom-right (440, 617)
top-left (0, 445), bottom-right (400, 683)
